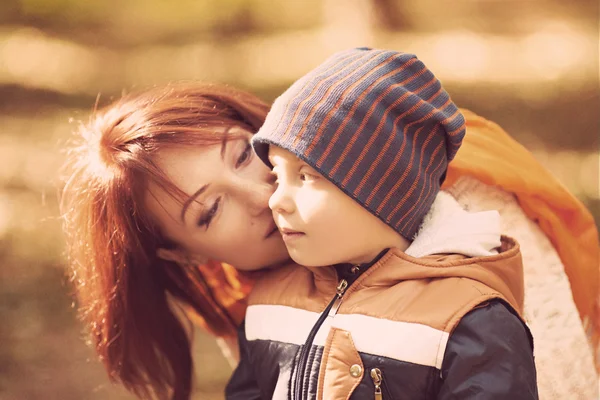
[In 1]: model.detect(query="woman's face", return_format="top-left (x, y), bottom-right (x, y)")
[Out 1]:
top-left (145, 129), bottom-right (289, 271)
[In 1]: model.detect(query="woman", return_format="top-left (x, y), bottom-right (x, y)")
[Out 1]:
top-left (60, 83), bottom-right (288, 400)
top-left (60, 83), bottom-right (598, 399)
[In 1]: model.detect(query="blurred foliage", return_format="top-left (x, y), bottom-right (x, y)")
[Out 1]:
top-left (1, 0), bottom-right (322, 46)
top-left (0, 1), bottom-right (598, 399)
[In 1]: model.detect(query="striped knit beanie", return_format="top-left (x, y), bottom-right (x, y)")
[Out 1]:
top-left (252, 48), bottom-right (466, 240)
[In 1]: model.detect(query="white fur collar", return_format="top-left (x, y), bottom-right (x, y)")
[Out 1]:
top-left (404, 191), bottom-right (501, 258)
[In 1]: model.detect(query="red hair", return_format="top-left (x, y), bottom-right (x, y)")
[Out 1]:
top-left (60, 83), bottom-right (267, 399)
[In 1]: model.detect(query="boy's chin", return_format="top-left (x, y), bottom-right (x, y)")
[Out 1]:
top-left (288, 250), bottom-right (343, 268)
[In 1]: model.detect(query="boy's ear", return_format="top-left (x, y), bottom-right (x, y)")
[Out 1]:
top-left (156, 248), bottom-right (207, 266)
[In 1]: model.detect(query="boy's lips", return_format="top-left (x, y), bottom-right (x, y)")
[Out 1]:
top-left (279, 227), bottom-right (305, 241)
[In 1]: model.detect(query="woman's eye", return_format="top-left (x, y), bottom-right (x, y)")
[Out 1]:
top-left (235, 142), bottom-right (252, 168)
top-left (197, 197), bottom-right (221, 228)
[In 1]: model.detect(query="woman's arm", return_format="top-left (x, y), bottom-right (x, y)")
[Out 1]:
top-left (437, 300), bottom-right (538, 399)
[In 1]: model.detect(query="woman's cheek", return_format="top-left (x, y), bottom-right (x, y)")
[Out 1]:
top-left (215, 218), bottom-right (247, 251)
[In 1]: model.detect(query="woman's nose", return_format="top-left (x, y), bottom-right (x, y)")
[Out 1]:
top-left (234, 178), bottom-right (273, 216)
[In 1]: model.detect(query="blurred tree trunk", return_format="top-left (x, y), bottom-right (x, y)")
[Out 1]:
top-left (321, 0), bottom-right (375, 49)
top-left (371, 0), bottom-right (413, 30)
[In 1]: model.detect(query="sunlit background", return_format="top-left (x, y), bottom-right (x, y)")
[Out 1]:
top-left (0, 0), bottom-right (598, 399)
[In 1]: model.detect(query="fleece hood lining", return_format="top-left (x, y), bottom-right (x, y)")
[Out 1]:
top-left (405, 191), bottom-right (502, 258)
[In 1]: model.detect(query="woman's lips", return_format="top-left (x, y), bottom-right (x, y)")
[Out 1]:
top-left (279, 227), bottom-right (305, 241)
top-left (265, 222), bottom-right (280, 239)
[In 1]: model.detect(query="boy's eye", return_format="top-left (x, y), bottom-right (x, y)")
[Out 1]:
top-left (197, 197), bottom-right (221, 229)
top-left (235, 142), bottom-right (252, 168)
top-left (300, 173), bottom-right (308, 181)
top-left (268, 171), bottom-right (279, 186)
top-left (300, 172), bottom-right (318, 182)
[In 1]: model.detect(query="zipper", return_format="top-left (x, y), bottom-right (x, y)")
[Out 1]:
top-left (292, 250), bottom-right (388, 399)
top-left (328, 279), bottom-right (348, 316)
top-left (293, 279), bottom-right (348, 400)
top-left (370, 368), bottom-right (383, 400)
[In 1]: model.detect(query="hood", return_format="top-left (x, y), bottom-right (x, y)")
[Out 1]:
top-left (350, 192), bottom-right (525, 313)
top-left (379, 237), bottom-right (524, 314)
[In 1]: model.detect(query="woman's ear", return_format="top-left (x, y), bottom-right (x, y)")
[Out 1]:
top-left (156, 248), bottom-right (207, 266)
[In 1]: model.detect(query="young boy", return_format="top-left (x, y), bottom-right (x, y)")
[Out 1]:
top-left (226, 48), bottom-right (538, 399)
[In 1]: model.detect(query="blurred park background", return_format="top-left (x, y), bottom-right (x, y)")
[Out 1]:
top-left (0, 0), bottom-right (598, 399)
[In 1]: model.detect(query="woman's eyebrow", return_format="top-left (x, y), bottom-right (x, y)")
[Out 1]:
top-left (180, 184), bottom-right (210, 222)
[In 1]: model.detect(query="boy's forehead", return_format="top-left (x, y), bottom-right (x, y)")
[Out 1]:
top-left (268, 145), bottom-right (300, 165)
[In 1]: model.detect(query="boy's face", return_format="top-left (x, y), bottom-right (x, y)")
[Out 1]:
top-left (268, 146), bottom-right (402, 267)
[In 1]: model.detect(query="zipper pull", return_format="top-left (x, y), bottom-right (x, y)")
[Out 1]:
top-left (328, 279), bottom-right (348, 317)
top-left (336, 279), bottom-right (349, 296)
top-left (370, 368), bottom-right (383, 400)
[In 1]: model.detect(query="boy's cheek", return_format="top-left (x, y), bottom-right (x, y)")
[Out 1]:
top-left (296, 191), bottom-right (330, 218)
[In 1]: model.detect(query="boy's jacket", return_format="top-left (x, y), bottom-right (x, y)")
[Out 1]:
top-left (196, 109), bottom-right (598, 372)
top-left (226, 195), bottom-right (538, 400)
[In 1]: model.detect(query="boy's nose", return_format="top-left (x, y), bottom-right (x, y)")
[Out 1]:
top-left (268, 184), bottom-right (294, 215)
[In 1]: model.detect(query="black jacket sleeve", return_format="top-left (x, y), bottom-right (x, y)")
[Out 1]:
top-left (437, 300), bottom-right (538, 399)
top-left (225, 320), bottom-right (263, 400)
